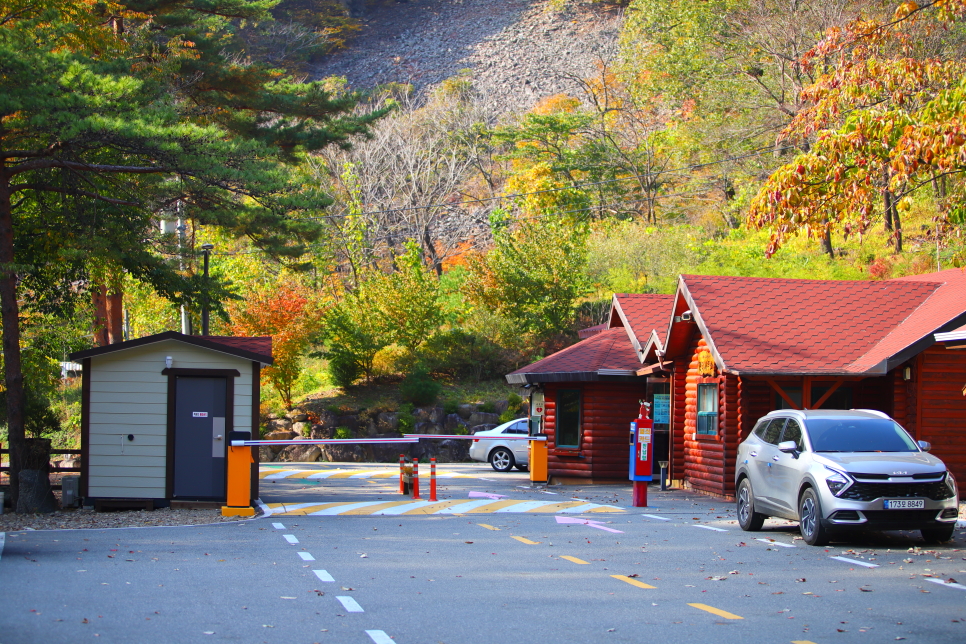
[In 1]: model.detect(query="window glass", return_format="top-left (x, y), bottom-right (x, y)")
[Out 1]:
top-left (761, 418), bottom-right (786, 444)
top-left (556, 390), bottom-right (581, 447)
top-left (806, 418), bottom-right (918, 452)
top-left (780, 419), bottom-right (805, 450)
top-left (696, 383), bottom-right (718, 435)
top-left (810, 386), bottom-right (853, 409)
top-left (752, 420), bottom-right (770, 438)
top-left (506, 422), bottom-right (528, 434)
top-left (775, 387), bottom-right (802, 410)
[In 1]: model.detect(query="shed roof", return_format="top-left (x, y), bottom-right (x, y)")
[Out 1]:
top-left (506, 328), bottom-right (643, 384)
top-left (71, 331), bottom-right (274, 365)
top-left (667, 269), bottom-right (966, 376)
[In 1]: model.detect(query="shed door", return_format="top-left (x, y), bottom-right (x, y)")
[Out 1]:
top-left (173, 377), bottom-right (227, 499)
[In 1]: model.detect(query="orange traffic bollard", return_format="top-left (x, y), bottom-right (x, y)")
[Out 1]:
top-left (430, 457), bottom-right (437, 502)
top-left (412, 458), bottom-right (421, 500)
top-left (399, 454), bottom-right (405, 494)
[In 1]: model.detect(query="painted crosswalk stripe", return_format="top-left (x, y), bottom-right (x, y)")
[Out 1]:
top-left (925, 578), bottom-right (966, 591)
top-left (642, 513), bottom-right (671, 521)
top-left (336, 596), bottom-right (364, 612)
top-left (313, 570), bottom-right (335, 582)
top-left (268, 499), bottom-right (627, 516)
top-left (692, 524), bottom-right (727, 532)
top-left (283, 534), bottom-right (299, 544)
top-left (612, 575), bottom-right (656, 589)
top-left (272, 522), bottom-right (285, 530)
top-left (561, 556), bottom-right (589, 564)
top-left (434, 499), bottom-right (499, 514)
top-left (756, 538), bottom-right (796, 548)
top-left (830, 556), bottom-right (879, 568)
top-left (688, 603), bottom-right (743, 619)
top-left (309, 501), bottom-right (388, 515)
top-left (496, 501), bottom-right (556, 513)
top-left (263, 470), bottom-right (300, 479)
top-left (366, 630), bottom-right (394, 644)
top-left (298, 552), bottom-right (315, 561)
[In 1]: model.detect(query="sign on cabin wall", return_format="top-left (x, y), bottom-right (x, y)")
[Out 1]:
top-left (698, 350), bottom-right (716, 377)
top-left (653, 394), bottom-right (670, 424)
top-left (530, 390), bottom-right (545, 416)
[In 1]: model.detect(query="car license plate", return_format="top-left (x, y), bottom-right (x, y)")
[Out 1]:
top-left (883, 499), bottom-right (925, 509)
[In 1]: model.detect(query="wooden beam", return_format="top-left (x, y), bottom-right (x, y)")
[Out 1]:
top-left (766, 378), bottom-right (801, 410)
top-left (812, 379), bottom-right (844, 409)
top-left (803, 376), bottom-right (812, 410)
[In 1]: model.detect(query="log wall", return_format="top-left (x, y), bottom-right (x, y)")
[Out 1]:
top-left (680, 336), bottom-right (731, 497)
top-left (916, 345), bottom-right (966, 483)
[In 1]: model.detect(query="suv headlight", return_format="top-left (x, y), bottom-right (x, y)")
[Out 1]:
top-left (825, 467), bottom-right (852, 497)
top-left (945, 471), bottom-right (958, 499)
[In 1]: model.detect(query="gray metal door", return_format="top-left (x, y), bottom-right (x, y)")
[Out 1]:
top-left (173, 377), bottom-right (227, 499)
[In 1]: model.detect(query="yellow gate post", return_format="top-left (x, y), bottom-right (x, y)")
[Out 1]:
top-left (222, 431), bottom-right (255, 517)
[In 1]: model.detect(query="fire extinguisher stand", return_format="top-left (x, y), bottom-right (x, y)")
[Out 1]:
top-left (628, 401), bottom-right (654, 507)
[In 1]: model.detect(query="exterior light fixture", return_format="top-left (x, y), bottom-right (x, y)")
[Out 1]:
top-left (165, 356), bottom-right (173, 369)
top-left (903, 366), bottom-right (912, 381)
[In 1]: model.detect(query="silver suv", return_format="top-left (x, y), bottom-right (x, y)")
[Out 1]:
top-left (735, 409), bottom-right (959, 546)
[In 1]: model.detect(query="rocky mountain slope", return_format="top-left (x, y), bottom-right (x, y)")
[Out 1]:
top-left (313, 0), bottom-right (625, 114)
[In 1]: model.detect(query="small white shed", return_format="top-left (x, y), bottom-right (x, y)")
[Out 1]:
top-left (70, 332), bottom-right (273, 508)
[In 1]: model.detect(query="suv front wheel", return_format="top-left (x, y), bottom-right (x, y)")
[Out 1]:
top-left (798, 487), bottom-right (829, 546)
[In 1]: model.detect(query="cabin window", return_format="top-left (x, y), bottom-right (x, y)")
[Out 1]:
top-left (696, 383), bottom-right (718, 435)
top-left (556, 389), bottom-right (582, 448)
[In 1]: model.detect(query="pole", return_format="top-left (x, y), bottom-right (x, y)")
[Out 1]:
top-left (412, 458), bottom-right (420, 500)
top-left (177, 217), bottom-right (190, 335)
top-left (399, 454), bottom-right (405, 494)
top-left (429, 457), bottom-right (437, 502)
top-left (201, 243), bottom-right (213, 335)
top-left (632, 480), bottom-right (648, 507)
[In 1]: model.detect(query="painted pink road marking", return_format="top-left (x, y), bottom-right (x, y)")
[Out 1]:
top-left (555, 516), bottom-right (624, 533)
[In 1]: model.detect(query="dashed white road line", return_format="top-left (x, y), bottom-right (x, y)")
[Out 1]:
top-left (313, 570), bottom-right (335, 582)
top-left (755, 538), bottom-right (796, 548)
top-left (283, 534), bottom-right (299, 544)
top-left (272, 522), bottom-right (285, 530)
top-left (336, 596), bottom-right (364, 612)
top-left (366, 630), bottom-right (394, 644)
top-left (830, 556), bottom-right (879, 568)
top-left (642, 514), bottom-right (670, 521)
top-left (298, 552), bottom-right (315, 561)
top-left (692, 524), bottom-right (727, 532)
top-left (926, 578), bottom-right (966, 591)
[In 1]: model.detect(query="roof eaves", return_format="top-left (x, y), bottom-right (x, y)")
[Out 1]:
top-left (679, 276), bottom-right (729, 373)
top-left (70, 331), bottom-right (274, 365)
top-left (612, 295), bottom-right (644, 359)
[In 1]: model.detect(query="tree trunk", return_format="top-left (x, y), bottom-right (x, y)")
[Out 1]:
top-left (107, 288), bottom-right (124, 344)
top-left (0, 169), bottom-right (26, 510)
top-left (821, 225), bottom-right (834, 258)
top-left (883, 186), bottom-right (894, 232)
top-left (92, 283), bottom-right (109, 346)
top-left (16, 437), bottom-right (55, 514)
top-left (893, 203), bottom-right (903, 253)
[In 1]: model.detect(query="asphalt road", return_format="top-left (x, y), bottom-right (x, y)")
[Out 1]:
top-left (2, 462), bottom-right (965, 644)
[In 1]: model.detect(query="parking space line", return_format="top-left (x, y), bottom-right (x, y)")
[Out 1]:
top-left (272, 522), bottom-right (285, 529)
top-left (560, 556), bottom-right (589, 564)
top-left (336, 596), bottom-right (364, 612)
top-left (366, 630), bottom-right (394, 644)
top-left (512, 536), bottom-right (540, 545)
top-left (688, 603), bottom-right (743, 619)
top-left (756, 538), bottom-right (796, 548)
top-left (642, 514), bottom-right (670, 521)
top-left (478, 524), bottom-right (500, 531)
top-left (283, 534), bottom-right (299, 544)
top-left (298, 552), bottom-right (315, 561)
top-left (313, 570), bottom-right (335, 582)
top-left (926, 578), bottom-right (966, 591)
top-left (830, 556), bottom-right (879, 568)
top-left (692, 525), bottom-right (727, 532)
top-left (611, 575), bottom-right (656, 589)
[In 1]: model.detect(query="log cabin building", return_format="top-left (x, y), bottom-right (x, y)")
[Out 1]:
top-left (507, 269), bottom-right (966, 497)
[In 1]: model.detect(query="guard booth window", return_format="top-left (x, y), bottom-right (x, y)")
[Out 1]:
top-left (556, 389), bottom-right (581, 448)
top-left (697, 383), bottom-right (718, 435)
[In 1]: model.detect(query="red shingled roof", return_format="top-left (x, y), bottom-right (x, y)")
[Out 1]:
top-left (71, 331), bottom-right (274, 365)
top-left (507, 328), bottom-right (641, 383)
top-left (678, 273), bottom-right (952, 375)
top-left (610, 294), bottom-right (675, 348)
top-left (201, 336), bottom-right (273, 362)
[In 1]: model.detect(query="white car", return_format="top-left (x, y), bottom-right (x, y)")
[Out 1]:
top-left (469, 418), bottom-right (530, 472)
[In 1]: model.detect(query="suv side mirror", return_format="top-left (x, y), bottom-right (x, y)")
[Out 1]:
top-left (777, 440), bottom-right (800, 457)
top-left (917, 440), bottom-right (932, 452)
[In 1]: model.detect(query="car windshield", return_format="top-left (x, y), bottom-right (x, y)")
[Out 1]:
top-left (805, 418), bottom-right (919, 453)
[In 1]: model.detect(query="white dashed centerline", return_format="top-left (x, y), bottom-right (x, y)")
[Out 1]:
top-left (926, 578), bottom-right (966, 591)
top-left (755, 538), bottom-right (796, 548)
top-left (830, 556), bottom-right (879, 568)
top-left (272, 522), bottom-right (285, 529)
top-left (298, 552), bottom-right (315, 561)
top-left (337, 596), bottom-right (364, 612)
top-left (692, 524), bottom-right (727, 532)
top-left (366, 630), bottom-right (394, 644)
top-left (283, 534), bottom-right (299, 545)
top-left (642, 514), bottom-right (670, 521)
top-left (313, 570), bottom-right (335, 582)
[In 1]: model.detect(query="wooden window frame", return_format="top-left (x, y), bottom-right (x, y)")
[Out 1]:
top-left (555, 389), bottom-right (582, 449)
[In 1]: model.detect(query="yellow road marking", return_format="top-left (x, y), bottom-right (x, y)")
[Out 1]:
top-left (270, 502), bottom-right (348, 515)
top-left (478, 524), bottom-right (500, 531)
top-left (561, 556), bottom-right (589, 564)
top-left (791, 641), bottom-right (819, 644)
top-left (611, 575), bottom-right (656, 589)
top-left (688, 603), bottom-right (743, 620)
top-left (465, 500), bottom-right (525, 513)
top-left (341, 501), bottom-right (414, 515)
top-left (524, 501), bottom-right (590, 513)
top-left (583, 505), bottom-right (625, 513)
top-left (512, 536), bottom-right (540, 545)
top-left (401, 500), bottom-right (471, 514)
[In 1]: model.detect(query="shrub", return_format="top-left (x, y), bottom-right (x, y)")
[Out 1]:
top-left (419, 328), bottom-right (507, 381)
top-left (400, 366), bottom-right (441, 406)
top-left (327, 352), bottom-right (362, 388)
top-left (454, 425), bottom-right (468, 436)
top-left (479, 401), bottom-right (496, 413)
top-left (334, 427), bottom-right (352, 439)
top-left (398, 403), bottom-right (416, 433)
top-left (443, 399), bottom-right (459, 415)
top-left (507, 392), bottom-right (523, 409)
top-left (498, 409), bottom-right (516, 424)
